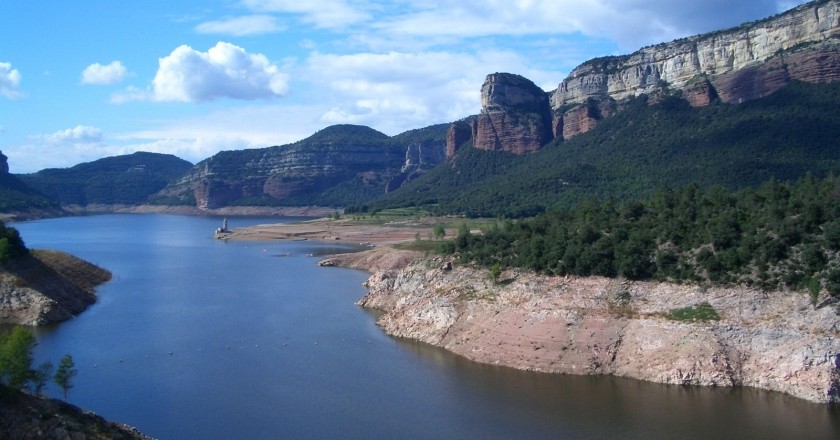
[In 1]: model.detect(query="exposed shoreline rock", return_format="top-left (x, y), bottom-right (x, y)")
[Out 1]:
top-left (0, 250), bottom-right (112, 325)
top-left (329, 249), bottom-right (840, 404)
top-left (0, 387), bottom-right (151, 440)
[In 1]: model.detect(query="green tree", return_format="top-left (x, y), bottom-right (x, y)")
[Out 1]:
top-left (54, 354), bottom-right (77, 401)
top-left (490, 262), bottom-right (502, 284)
top-left (0, 326), bottom-right (37, 390)
top-left (433, 224), bottom-right (446, 240)
top-left (32, 361), bottom-right (53, 396)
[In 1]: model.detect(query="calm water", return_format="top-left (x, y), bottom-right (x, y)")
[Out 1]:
top-left (14, 214), bottom-right (840, 439)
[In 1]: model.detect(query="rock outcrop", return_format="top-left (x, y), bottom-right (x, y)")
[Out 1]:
top-left (157, 124), bottom-right (447, 209)
top-left (471, 73), bottom-right (553, 154)
top-left (551, 1), bottom-right (840, 107)
top-left (448, 0), bottom-right (840, 154)
top-left (354, 254), bottom-right (840, 404)
top-left (0, 387), bottom-right (150, 439)
top-left (0, 250), bottom-right (111, 325)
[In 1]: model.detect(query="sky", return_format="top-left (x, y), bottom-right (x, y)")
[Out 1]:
top-left (0, 0), bottom-right (811, 173)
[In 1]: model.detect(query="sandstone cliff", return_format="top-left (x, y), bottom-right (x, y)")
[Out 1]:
top-left (157, 124), bottom-right (447, 209)
top-left (0, 250), bottom-right (112, 325)
top-left (554, 1), bottom-right (840, 107)
top-left (348, 253), bottom-right (840, 404)
top-left (471, 73), bottom-right (553, 154)
top-left (446, 0), bottom-right (840, 154)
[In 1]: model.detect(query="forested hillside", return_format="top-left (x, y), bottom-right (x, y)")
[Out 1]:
top-left (18, 152), bottom-right (193, 206)
top-left (368, 81), bottom-right (840, 217)
top-left (444, 175), bottom-right (840, 300)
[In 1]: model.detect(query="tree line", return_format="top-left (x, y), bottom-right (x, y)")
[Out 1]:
top-left (441, 175), bottom-right (840, 300)
top-left (0, 326), bottom-right (76, 400)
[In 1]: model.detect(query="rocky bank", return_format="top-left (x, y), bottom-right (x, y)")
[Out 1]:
top-left (0, 250), bottom-right (112, 325)
top-left (0, 388), bottom-right (150, 440)
top-left (331, 250), bottom-right (840, 404)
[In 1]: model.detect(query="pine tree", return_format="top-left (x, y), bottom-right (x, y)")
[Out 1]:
top-left (54, 354), bottom-right (77, 401)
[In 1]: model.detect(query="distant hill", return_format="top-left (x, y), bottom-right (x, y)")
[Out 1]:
top-left (369, 81), bottom-right (840, 217)
top-left (18, 152), bottom-right (193, 206)
top-left (0, 151), bottom-right (62, 217)
top-left (153, 124), bottom-right (447, 209)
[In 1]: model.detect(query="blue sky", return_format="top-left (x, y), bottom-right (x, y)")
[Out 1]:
top-left (1, 0), bottom-right (809, 173)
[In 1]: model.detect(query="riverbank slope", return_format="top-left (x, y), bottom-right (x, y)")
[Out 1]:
top-left (0, 387), bottom-right (150, 439)
top-left (0, 250), bottom-right (112, 325)
top-left (326, 248), bottom-right (840, 404)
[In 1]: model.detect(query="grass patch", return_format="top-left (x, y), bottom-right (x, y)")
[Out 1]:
top-left (393, 240), bottom-right (443, 252)
top-left (665, 302), bottom-right (720, 322)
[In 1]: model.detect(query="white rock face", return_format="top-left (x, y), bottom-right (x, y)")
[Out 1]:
top-left (357, 256), bottom-right (840, 404)
top-left (551, 0), bottom-right (840, 108)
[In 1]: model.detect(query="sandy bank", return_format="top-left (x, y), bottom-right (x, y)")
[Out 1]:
top-left (223, 218), bottom-right (441, 246)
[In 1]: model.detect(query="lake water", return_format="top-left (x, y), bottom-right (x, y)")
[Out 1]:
top-left (14, 214), bottom-right (840, 439)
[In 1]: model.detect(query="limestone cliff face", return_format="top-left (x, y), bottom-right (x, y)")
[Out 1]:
top-left (0, 250), bottom-right (112, 325)
top-left (355, 256), bottom-right (840, 404)
top-left (159, 124), bottom-right (447, 209)
top-left (386, 139), bottom-right (447, 192)
top-left (472, 73), bottom-right (553, 154)
top-left (448, 1), bottom-right (840, 152)
top-left (551, 0), bottom-right (840, 107)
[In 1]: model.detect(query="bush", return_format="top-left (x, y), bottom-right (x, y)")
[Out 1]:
top-left (665, 302), bottom-right (721, 322)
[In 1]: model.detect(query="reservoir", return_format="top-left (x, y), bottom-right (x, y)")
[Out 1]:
top-left (16, 214), bottom-right (840, 439)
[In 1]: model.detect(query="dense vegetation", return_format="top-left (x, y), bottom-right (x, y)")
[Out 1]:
top-left (0, 327), bottom-right (76, 399)
top-left (0, 222), bottom-right (28, 263)
top-left (442, 175), bottom-right (840, 299)
top-left (371, 81), bottom-right (840, 217)
top-left (0, 172), bottom-right (59, 213)
top-left (18, 152), bottom-right (193, 206)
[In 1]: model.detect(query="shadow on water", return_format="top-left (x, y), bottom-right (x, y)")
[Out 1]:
top-left (391, 336), bottom-right (840, 440)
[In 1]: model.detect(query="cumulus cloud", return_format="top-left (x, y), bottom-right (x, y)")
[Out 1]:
top-left (241, 0), bottom-right (370, 28)
top-left (0, 62), bottom-right (23, 99)
top-left (195, 14), bottom-right (284, 36)
top-left (151, 42), bottom-right (289, 102)
top-left (81, 61), bottom-right (128, 85)
top-left (39, 125), bottom-right (104, 144)
top-left (307, 50), bottom-right (563, 134)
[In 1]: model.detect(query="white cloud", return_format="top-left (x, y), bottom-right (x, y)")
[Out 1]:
top-left (367, 0), bottom-right (811, 52)
top-left (241, 0), bottom-right (370, 28)
top-left (195, 14), bottom-right (284, 36)
top-left (306, 50), bottom-right (563, 134)
top-left (81, 61), bottom-right (128, 85)
top-left (0, 62), bottom-right (23, 99)
top-left (151, 42), bottom-right (290, 102)
top-left (39, 125), bottom-right (104, 144)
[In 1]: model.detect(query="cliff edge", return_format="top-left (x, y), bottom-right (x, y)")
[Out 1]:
top-left (348, 253), bottom-right (840, 404)
top-left (0, 250), bottom-right (112, 325)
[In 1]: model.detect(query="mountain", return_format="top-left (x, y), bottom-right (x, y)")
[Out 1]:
top-left (363, 0), bottom-right (840, 217)
top-left (18, 152), bottom-right (193, 206)
top-left (0, 151), bottom-right (62, 218)
top-left (446, 0), bottom-right (840, 155)
top-left (372, 80), bottom-right (840, 217)
top-left (153, 124), bottom-right (447, 209)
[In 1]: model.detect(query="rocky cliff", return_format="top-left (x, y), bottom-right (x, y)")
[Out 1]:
top-left (471, 73), bottom-right (553, 154)
top-left (0, 250), bottom-right (112, 325)
top-left (446, 0), bottom-right (840, 154)
top-left (350, 253), bottom-right (840, 404)
top-left (157, 124), bottom-right (447, 209)
top-left (553, 0), bottom-right (840, 107)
